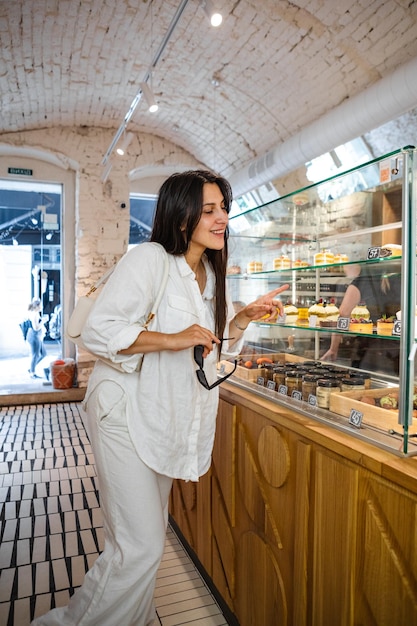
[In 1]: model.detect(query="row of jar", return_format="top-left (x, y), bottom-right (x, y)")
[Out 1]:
top-left (255, 361), bottom-right (370, 409)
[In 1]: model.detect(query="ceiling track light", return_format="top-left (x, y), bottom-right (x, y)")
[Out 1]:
top-left (101, 160), bottom-right (113, 184)
top-left (102, 0), bottom-right (190, 167)
top-left (140, 82), bottom-right (159, 113)
top-left (201, 0), bottom-right (222, 27)
top-left (116, 132), bottom-right (134, 156)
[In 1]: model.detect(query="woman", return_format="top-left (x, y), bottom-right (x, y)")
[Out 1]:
top-left (27, 298), bottom-right (46, 378)
top-left (32, 170), bottom-right (288, 626)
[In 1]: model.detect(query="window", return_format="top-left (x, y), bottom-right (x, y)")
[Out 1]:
top-left (0, 156), bottom-right (74, 391)
top-left (129, 193), bottom-right (157, 246)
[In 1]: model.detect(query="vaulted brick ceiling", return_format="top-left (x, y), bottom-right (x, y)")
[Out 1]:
top-left (1, 0), bottom-right (417, 180)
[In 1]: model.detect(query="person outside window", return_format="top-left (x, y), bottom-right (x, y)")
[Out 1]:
top-left (26, 298), bottom-right (46, 379)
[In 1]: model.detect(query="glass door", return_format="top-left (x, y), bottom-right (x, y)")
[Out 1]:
top-left (0, 179), bottom-right (62, 391)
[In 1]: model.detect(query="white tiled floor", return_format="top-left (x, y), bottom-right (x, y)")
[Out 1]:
top-left (0, 401), bottom-right (231, 626)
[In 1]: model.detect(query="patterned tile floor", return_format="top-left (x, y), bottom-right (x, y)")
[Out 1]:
top-left (0, 402), bottom-right (231, 626)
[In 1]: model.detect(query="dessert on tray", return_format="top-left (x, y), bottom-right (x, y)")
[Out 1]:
top-left (283, 302), bottom-right (299, 324)
top-left (308, 298), bottom-right (333, 324)
top-left (348, 318), bottom-right (374, 333)
top-left (351, 303), bottom-right (370, 320)
top-left (314, 249), bottom-right (334, 265)
top-left (319, 299), bottom-right (340, 327)
top-left (376, 315), bottom-right (395, 336)
top-left (247, 261), bottom-right (263, 273)
top-left (273, 255), bottom-right (291, 270)
top-left (296, 307), bottom-right (309, 326)
top-left (333, 253), bottom-right (349, 264)
top-left (349, 303), bottom-right (373, 333)
top-left (379, 243), bottom-right (402, 258)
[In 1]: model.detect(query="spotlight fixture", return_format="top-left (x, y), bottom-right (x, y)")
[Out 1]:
top-left (45, 232), bottom-right (53, 241)
top-left (116, 132), bottom-right (134, 156)
top-left (201, 0), bottom-right (222, 26)
top-left (31, 217), bottom-right (38, 225)
top-left (102, 0), bottom-right (189, 167)
top-left (140, 82), bottom-right (159, 113)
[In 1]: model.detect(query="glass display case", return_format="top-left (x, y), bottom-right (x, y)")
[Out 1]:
top-left (226, 147), bottom-right (417, 456)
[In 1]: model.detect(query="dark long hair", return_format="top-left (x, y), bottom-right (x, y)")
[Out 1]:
top-left (151, 170), bottom-right (232, 343)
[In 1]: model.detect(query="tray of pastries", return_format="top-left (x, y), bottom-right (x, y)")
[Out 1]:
top-left (329, 387), bottom-right (417, 435)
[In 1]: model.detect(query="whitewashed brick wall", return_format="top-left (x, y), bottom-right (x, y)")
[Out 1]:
top-left (1, 127), bottom-right (202, 385)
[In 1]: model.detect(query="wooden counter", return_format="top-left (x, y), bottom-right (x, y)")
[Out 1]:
top-left (169, 381), bottom-right (417, 626)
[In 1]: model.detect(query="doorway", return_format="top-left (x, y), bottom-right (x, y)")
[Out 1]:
top-left (0, 179), bottom-right (62, 391)
top-left (0, 152), bottom-right (76, 396)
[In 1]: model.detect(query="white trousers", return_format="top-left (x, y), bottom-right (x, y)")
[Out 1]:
top-left (31, 380), bottom-right (173, 626)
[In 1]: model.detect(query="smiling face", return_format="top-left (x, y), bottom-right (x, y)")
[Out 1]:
top-left (189, 182), bottom-right (228, 256)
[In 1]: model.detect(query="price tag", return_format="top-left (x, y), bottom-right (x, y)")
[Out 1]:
top-left (266, 380), bottom-right (276, 391)
top-left (257, 376), bottom-right (265, 386)
top-left (349, 408), bottom-right (363, 428)
top-left (393, 320), bottom-right (401, 336)
top-left (291, 390), bottom-right (302, 401)
top-left (379, 160), bottom-right (391, 184)
top-left (367, 246), bottom-right (380, 260)
top-left (308, 394), bottom-right (317, 406)
top-left (337, 316), bottom-right (350, 331)
top-left (278, 384), bottom-right (288, 396)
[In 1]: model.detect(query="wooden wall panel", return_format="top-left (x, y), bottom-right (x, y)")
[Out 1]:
top-left (211, 477), bottom-right (236, 603)
top-left (211, 529), bottom-right (234, 609)
top-left (357, 476), bottom-right (417, 624)
top-left (233, 408), bottom-right (294, 624)
top-left (170, 390), bottom-right (417, 626)
top-left (169, 479), bottom-right (196, 547)
top-left (195, 469), bottom-right (212, 572)
top-left (212, 399), bottom-right (237, 526)
top-left (311, 451), bottom-right (359, 626)
top-left (236, 530), bottom-right (288, 626)
top-left (292, 441), bottom-right (311, 626)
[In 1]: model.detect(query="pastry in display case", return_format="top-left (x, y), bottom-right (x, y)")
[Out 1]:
top-left (273, 255), bottom-right (292, 269)
top-left (246, 260), bottom-right (263, 273)
top-left (224, 147), bottom-right (417, 455)
top-left (348, 302), bottom-right (373, 333)
top-left (376, 315), bottom-right (396, 336)
top-left (283, 302), bottom-right (298, 323)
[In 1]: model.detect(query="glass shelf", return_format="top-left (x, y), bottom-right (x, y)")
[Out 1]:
top-left (226, 147), bottom-right (417, 455)
top-left (227, 256), bottom-right (403, 278)
top-left (253, 321), bottom-right (401, 340)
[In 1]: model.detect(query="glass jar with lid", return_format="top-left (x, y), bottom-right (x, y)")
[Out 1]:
top-left (316, 378), bottom-right (341, 409)
top-left (341, 377), bottom-right (365, 392)
top-left (302, 374), bottom-right (320, 402)
top-left (285, 370), bottom-right (304, 396)
top-left (273, 365), bottom-right (287, 388)
top-left (349, 372), bottom-right (371, 389)
top-left (264, 363), bottom-right (275, 383)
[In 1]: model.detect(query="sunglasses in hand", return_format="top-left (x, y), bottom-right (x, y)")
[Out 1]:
top-left (194, 344), bottom-right (237, 390)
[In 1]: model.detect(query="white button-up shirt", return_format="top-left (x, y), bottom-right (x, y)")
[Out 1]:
top-left (82, 242), bottom-right (243, 481)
